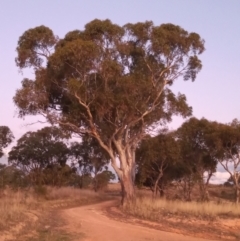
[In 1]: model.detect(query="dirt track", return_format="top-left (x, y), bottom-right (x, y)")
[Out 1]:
top-left (63, 201), bottom-right (218, 241)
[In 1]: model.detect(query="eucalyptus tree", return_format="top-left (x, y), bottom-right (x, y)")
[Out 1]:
top-left (13, 19), bottom-right (204, 203)
top-left (8, 127), bottom-right (69, 185)
top-left (0, 126), bottom-right (14, 158)
top-left (69, 141), bottom-right (92, 185)
top-left (136, 132), bottom-right (180, 197)
top-left (69, 137), bottom-right (110, 191)
top-left (176, 118), bottom-right (217, 201)
top-left (79, 137), bottom-right (110, 192)
top-left (211, 119), bottom-right (240, 203)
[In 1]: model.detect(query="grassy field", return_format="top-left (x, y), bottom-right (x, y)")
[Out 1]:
top-left (0, 186), bottom-right (108, 240)
top-left (118, 184), bottom-right (240, 240)
top-left (123, 196), bottom-right (240, 221)
top-left (121, 184), bottom-right (240, 220)
top-left (0, 189), bottom-right (36, 230)
top-left (1, 184), bottom-right (239, 240)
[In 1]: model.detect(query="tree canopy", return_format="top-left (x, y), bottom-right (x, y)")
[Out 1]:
top-left (210, 119), bottom-right (240, 203)
top-left (136, 131), bottom-right (180, 197)
top-left (176, 118), bottom-right (218, 201)
top-left (69, 137), bottom-right (111, 190)
top-left (13, 19), bottom-right (205, 203)
top-left (8, 127), bottom-right (70, 185)
top-left (0, 126), bottom-right (14, 158)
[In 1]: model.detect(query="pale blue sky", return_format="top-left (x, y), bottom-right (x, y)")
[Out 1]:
top-left (1, 0), bottom-right (240, 167)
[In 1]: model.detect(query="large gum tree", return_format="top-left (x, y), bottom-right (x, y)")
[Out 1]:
top-left (13, 19), bottom-right (204, 204)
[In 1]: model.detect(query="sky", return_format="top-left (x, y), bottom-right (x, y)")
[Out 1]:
top-left (0, 1), bottom-right (240, 183)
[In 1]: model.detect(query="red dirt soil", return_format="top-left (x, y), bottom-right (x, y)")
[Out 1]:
top-left (62, 200), bottom-right (220, 241)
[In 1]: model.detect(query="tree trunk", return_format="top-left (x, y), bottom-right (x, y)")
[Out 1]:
top-left (153, 172), bottom-right (163, 198)
top-left (93, 170), bottom-right (98, 192)
top-left (199, 179), bottom-right (210, 202)
top-left (93, 177), bottom-right (97, 192)
top-left (236, 187), bottom-right (240, 204)
top-left (119, 169), bottom-right (135, 205)
top-left (160, 188), bottom-right (165, 197)
top-left (182, 176), bottom-right (193, 201)
top-left (153, 180), bottom-right (158, 198)
top-left (107, 141), bottom-right (136, 205)
top-left (159, 182), bottom-right (165, 198)
top-left (97, 138), bottom-right (136, 205)
top-left (233, 176), bottom-right (240, 204)
top-left (199, 171), bottom-right (212, 202)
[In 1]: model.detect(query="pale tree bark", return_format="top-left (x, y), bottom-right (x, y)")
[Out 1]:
top-left (219, 155), bottom-right (240, 204)
top-left (120, 167), bottom-right (135, 204)
top-left (199, 170), bottom-right (213, 202)
top-left (116, 143), bottom-right (136, 204)
top-left (90, 133), bottom-right (137, 204)
top-left (153, 172), bottom-right (163, 198)
top-left (233, 173), bottom-right (240, 204)
top-left (152, 160), bottom-right (166, 198)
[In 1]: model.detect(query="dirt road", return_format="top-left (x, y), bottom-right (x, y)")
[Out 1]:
top-left (63, 201), bottom-right (218, 241)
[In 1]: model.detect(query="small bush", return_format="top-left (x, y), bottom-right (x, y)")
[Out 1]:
top-left (34, 185), bottom-right (48, 197)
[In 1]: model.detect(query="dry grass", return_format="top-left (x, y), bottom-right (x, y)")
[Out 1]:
top-left (124, 196), bottom-right (240, 220)
top-left (0, 189), bottom-right (38, 230)
top-left (0, 186), bottom-right (106, 232)
top-left (46, 186), bottom-right (101, 200)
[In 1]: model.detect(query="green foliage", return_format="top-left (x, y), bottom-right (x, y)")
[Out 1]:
top-left (0, 164), bottom-right (28, 189)
top-left (16, 25), bottom-right (58, 68)
top-left (209, 119), bottom-right (240, 203)
top-left (136, 118), bottom-right (219, 201)
top-left (176, 117), bottom-right (218, 177)
top-left (13, 19), bottom-right (204, 202)
top-left (69, 137), bottom-right (114, 191)
top-left (8, 127), bottom-right (70, 186)
top-left (212, 119), bottom-right (240, 164)
top-left (14, 19), bottom-right (204, 141)
top-left (0, 126), bottom-right (14, 158)
top-left (34, 185), bottom-right (48, 197)
top-left (175, 118), bottom-right (218, 201)
top-left (94, 170), bottom-right (116, 191)
top-left (80, 174), bottom-right (93, 189)
top-left (136, 131), bottom-right (180, 196)
top-left (70, 137), bottom-right (109, 176)
top-left (43, 164), bottom-right (76, 187)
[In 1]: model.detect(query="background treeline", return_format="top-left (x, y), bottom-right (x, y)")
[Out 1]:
top-left (136, 117), bottom-right (240, 203)
top-left (0, 126), bottom-right (115, 192)
top-left (1, 116), bottom-right (240, 203)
